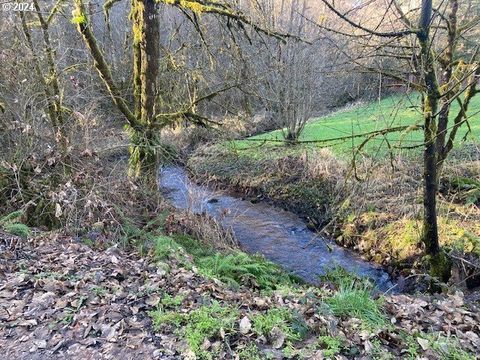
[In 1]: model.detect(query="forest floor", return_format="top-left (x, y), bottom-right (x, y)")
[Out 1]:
top-left (1, 229), bottom-right (480, 359)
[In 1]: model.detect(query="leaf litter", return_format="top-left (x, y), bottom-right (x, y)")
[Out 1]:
top-left (1, 232), bottom-right (479, 359)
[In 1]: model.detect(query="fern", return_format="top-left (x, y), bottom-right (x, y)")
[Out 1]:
top-left (197, 251), bottom-right (297, 290)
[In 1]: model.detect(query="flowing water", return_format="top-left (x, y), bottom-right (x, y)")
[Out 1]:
top-left (160, 166), bottom-right (394, 291)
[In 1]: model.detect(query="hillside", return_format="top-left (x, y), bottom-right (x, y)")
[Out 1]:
top-left (232, 94), bottom-right (480, 158)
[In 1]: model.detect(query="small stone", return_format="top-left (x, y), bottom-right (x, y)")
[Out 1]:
top-left (239, 316), bottom-right (251, 334)
top-left (152, 349), bottom-right (162, 358)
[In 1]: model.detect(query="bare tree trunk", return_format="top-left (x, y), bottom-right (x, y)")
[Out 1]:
top-left (422, 95), bottom-right (440, 256)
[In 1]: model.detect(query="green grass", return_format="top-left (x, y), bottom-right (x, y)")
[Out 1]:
top-left (154, 235), bottom-right (183, 259)
top-left (318, 335), bottom-right (343, 358)
top-left (237, 343), bottom-right (263, 360)
top-left (324, 281), bottom-right (387, 329)
top-left (231, 94), bottom-right (480, 159)
top-left (319, 267), bottom-right (373, 290)
top-left (157, 233), bottom-right (300, 291)
top-left (251, 307), bottom-right (309, 342)
top-left (424, 334), bottom-right (475, 360)
top-left (150, 301), bottom-right (240, 359)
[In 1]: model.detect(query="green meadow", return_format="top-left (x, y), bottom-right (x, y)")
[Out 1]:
top-left (230, 93), bottom-right (480, 159)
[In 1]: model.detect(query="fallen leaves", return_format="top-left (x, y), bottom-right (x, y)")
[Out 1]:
top-left (0, 237), bottom-right (177, 359)
top-left (1, 233), bottom-right (479, 359)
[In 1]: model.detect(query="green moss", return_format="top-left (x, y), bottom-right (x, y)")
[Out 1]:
top-left (383, 219), bottom-right (422, 260)
top-left (427, 251), bottom-right (452, 283)
top-left (71, 8), bottom-right (87, 24)
top-left (4, 223), bottom-right (30, 239)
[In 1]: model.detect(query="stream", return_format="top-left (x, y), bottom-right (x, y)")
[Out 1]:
top-left (160, 166), bottom-right (394, 291)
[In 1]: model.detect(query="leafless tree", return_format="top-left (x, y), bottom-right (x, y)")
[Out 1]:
top-left (316, 0), bottom-right (480, 279)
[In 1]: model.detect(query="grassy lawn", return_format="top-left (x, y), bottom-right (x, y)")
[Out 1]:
top-left (230, 93), bottom-right (480, 159)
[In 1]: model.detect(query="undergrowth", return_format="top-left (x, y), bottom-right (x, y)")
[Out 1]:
top-left (155, 231), bottom-right (299, 291)
top-left (251, 307), bottom-right (309, 342)
top-left (325, 283), bottom-right (386, 329)
top-left (321, 268), bottom-right (387, 330)
top-left (150, 301), bottom-right (239, 360)
top-left (196, 251), bottom-right (299, 290)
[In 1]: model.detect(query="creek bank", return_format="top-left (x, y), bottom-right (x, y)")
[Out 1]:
top-left (159, 166), bottom-right (393, 291)
top-left (187, 144), bottom-right (480, 289)
top-left (1, 227), bottom-right (479, 359)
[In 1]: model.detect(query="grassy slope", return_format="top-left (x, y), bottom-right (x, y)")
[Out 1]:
top-left (232, 93), bottom-right (480, 158)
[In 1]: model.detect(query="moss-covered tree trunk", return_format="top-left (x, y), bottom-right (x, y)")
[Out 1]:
top-left (20, 1), bottom-right (69, 158)
top-left (129, 0), bottom-right (160, 191)
top-left (417, 0), bottom-right (450, 281)
top-left (75, 0), bottom-right (161, 193)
